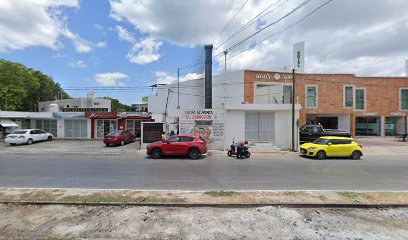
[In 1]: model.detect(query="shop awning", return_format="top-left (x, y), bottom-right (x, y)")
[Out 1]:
top-left (0, 120), bottom-right (19, 127)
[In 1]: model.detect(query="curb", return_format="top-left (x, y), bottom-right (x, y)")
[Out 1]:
top-left (1, 201), bottom-right (408, 209)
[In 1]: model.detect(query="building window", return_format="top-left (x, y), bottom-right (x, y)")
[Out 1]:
top-left (245, 112), bottom-right (275, 141)
top-left (355, 88), bottom-right (365, 110)
top-left (344, 86), bottom-right (354, 108)
top-left (35, 119), bottom-right (57, 137)
top-left (401, 89), bottom-right (408, 110)
top-left (65, 120), bottom-right (87, 138)
top-left (306, 85), bottom-right (317, 108)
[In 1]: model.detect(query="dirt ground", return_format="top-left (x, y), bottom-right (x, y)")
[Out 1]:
top-left (0, 204), bottom-right (407, 239)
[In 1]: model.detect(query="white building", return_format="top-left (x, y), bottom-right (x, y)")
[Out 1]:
top-left (0, 111), bottom-right (91, 139)
top-left (38, 92), bottom-right (111, 112)
top-left (148, 70), bottom-right (301, 151)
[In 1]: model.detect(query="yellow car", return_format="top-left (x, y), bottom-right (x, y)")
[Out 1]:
top-left (300, 136), bottom-right (363, 160)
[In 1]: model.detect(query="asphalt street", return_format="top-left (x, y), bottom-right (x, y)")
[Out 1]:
top-left (1, 152), bottom-right (407, 191)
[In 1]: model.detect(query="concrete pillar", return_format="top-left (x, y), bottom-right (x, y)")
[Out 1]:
top-left (381, 116), bottom-right (385, 137)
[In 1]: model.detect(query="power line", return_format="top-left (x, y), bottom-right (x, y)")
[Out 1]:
top-left (214, 0), bottom-right (314, 59)
top-left (212, 0), bottom-right (250, 44)
top-left (214, 0), bottom-right (289, 52)
top-left (215, 0), bottom-right (336, 62)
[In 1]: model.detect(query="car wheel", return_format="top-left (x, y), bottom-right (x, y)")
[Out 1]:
top-left (10, 143), bottom-right (16, 146)
top-left (188, 148), bottom-right (200, 159)
top-left (245, 152), bottom-right (251, 158)
top-left (105, 143), bottom-right (110, 147)
top-left (316, 150), bottom-right (326, 160)
top-left (120, 140), bottom-right (125, 146)
top-left (47, 136), bottom-right (53, 141)
top-left (27, 139), bottom-right (33, 145)
top-left (151, 149), bottom-right (162, 159)
top-left (352, 150), bottom-right (362, 160)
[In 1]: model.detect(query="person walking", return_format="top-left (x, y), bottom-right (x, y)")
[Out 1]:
top-left (237, 140), bottom-right (245, 159)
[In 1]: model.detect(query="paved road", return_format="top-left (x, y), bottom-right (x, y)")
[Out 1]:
top-left (0, 153), bottom-right (407, 191)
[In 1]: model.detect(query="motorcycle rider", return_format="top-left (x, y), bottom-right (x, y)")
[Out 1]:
top-left (237, 141), bottom-right (245, 159)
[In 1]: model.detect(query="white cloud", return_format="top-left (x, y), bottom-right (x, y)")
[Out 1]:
top-left (94, 24), bottom-right (107, 34)
top-left (127, 38), bottom-right (163, 64)
top-left (115, 25), bottom-right (135, 43)
top-left (109, 0), bottom-right (408, 76)
top-left (96, 41), bottom-right (107, 48)
top-left (0, 0), bottom-right (95, 53)
top-left (68, 60), bottom-right (86, 68)
top-left (62, 28), bottom-right (93, 53)
top-left (154, 71), bottom-right (203, 84)
top-left (94, 72), bottom-right (128, 86)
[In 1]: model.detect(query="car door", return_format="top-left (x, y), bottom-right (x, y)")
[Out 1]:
top-left (339, 140), bottom-right (354, 156)
top-left (30, 130), bottom-right (39, 142)
top-left (326, 139), bottom-right (341, 156)
top-left (38, 130), bottom-right (47, 141)
top-left (179, 136), bottom-right (195, 154)
top-left (162, 137), bottom-right (181, 155)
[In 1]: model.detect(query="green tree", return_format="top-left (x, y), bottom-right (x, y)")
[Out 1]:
top-left (0, 59), bottom-right (70, 111)
top-left (103, 97), bottom-right (131, 112)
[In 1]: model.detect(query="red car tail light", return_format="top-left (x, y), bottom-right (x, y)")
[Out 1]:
top-left (18, 136), bottom-right (25, 139)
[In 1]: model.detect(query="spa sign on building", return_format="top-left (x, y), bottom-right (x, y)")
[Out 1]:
top-left (179, 109), bottom-right (224, 149)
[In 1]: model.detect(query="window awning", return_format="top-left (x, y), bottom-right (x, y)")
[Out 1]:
top-left (0, 120), bottom-right (19, 127)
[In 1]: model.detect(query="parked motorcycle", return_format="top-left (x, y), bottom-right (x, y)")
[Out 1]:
top-left (227, 139), bottom-right (251, 158)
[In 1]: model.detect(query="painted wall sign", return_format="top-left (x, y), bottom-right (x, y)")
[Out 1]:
top-left (255, 72), bottom-right (293, 81)
top-left (362, 112), bottom-right (378, 116)
top-left (62, 108), bottom-right (108, 112)
top-left (391, 112), bottom-right (406, 116)
top-left (293, 41), bottom-right (305, 72)
top-left (179, 109), bottom-right (224, 149)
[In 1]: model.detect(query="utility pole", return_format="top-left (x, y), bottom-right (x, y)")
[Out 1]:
top-left (177, 68), bottom-right (180, 109)
top-left (223, 51), bottom-right (228, 151)
top-left (164, 88), bottom-right (171, 135)
top-left (291, 69), bottom-right (296, 152)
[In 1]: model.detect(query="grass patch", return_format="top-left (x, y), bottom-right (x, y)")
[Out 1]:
top-left (204, 191), bottom-right (239, 197)
top-left (338, 192), bottom-right (364, 203)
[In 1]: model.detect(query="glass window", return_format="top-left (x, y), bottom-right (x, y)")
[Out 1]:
top-left (355, 117), bottom-right (381, 136)
top-left (355, 89), bottom-right (365, 110)
top-left (180, 137), bottom-right (195, 142)
top-left (13, 130), bottom-right (27, 134)
top-left (312, 138), bottom-right (329, 145)
top-left (344, 86), bottom-right (353, 107)
top-left (306, 86), bottom-right (317, 108)
top-left (65, 120), bottom-right (88, 138)
top-left (169, 137), bottom-right (180, 142)
top-left (401, 89), bottom-right (408, 110)
top-left (245, 112), bottom-right (274, 141)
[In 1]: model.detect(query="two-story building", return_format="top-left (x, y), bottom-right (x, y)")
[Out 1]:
top-left (148, 69), bottom-right (408, 150)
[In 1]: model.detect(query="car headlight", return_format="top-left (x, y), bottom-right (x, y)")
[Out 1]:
top-left (146, 144), bottom-right (150, 148)
top-left (308, 147), bottom-right (317, 151)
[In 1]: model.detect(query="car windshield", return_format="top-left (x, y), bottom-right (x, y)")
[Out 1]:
top-left (107, 131), bottom-right (120, 136)
top-left (313, 138), bottom-right (330, 145)
top-left (12, 130), bottom-right (27, 134)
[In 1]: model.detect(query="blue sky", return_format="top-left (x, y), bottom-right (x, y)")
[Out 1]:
top-left (1, 0), bottom-right (407, 105)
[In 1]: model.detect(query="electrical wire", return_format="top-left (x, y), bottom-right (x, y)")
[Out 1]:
top-left (212, 0), bottom-right (250, 44)
top-left (214, 0), bottom-right (289, 52)
top-left (214, 0), bottom-right (314, 59)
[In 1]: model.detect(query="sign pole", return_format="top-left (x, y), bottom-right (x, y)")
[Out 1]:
top-left (292, 69), bottom-right (296, 152)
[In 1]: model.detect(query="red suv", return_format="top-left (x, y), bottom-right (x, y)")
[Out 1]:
top-left (104, 130), bottom-right (136, 147)
top-left (146, 134), bottom-right (207, 159)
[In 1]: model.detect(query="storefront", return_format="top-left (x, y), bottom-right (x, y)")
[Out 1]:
top-left (355, 116), bottom-right (382, 136)
top-left (85, 112), bottom-right (154, 139)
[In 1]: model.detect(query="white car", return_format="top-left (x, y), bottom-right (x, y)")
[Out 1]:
top-left (5, 129), bottom-right (54, 146)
